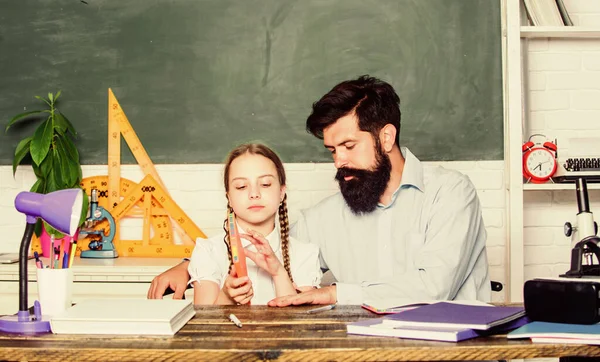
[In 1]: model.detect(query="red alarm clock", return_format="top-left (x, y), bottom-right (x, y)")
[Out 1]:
top-left (522, 135), bottom-right (558, 183)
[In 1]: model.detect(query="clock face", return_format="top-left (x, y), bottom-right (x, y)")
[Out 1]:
top-left (524, 148), bottom-right (557, 180)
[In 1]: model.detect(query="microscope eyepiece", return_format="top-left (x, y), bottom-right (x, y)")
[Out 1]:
top-left (576, 178), bottom-right (590, 214)
top-left (90, 189), bottom-right (98, 203)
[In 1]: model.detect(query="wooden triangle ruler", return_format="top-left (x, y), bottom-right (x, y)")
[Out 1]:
top-left (105, 88), bottom-right (206, 256)
top-left (31, 89), bottom-right (208, 257)
top-left (109, 88), bottom-right (201, 236)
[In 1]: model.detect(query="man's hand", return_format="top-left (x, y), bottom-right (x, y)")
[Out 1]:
top-left (293, 283), bottom-right (317, 293)
top-left (267, 285), bottom-right (336, 307)
top-left (147, 260), bottom-right (191, 299)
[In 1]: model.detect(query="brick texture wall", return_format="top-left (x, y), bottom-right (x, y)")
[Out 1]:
top-left (523, 0), bottom-right (600, 284)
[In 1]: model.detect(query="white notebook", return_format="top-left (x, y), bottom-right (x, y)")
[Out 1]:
top-left (50, 298), bottom-right (195, 335)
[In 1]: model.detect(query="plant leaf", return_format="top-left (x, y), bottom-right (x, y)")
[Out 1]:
top-left (29, 178), bottom-right (44, 193)
top-left (51, 149), bottom-right (68, 188)
top-left (35, 95), bottom-right (51, 107)
top-left (55, 112), bottom-right (76, 136)
top-left (57, 137), bottom-right (81, 187)
top-left (78, 191), bottom-right (89, 227)
top-left (54, 113), bottom-right (67, 135)
top-left (30, 118), bottom-right (53, 165)
top-left (12, 136), bottom-right (32, 176)
top-left (31, 161), bottom-right (44, 180)
top-left (59, 112), bottom-right (76, 136)
top-left (54, 90), bottom-right (61, 102)
top-left (67, 160), bottom-right (80, 187)
top-left (54, 137), bottom-right (71, 185)
top-left (55, 136), bottom-right (81, 187)
top-left (68, 155), bottom-right (81, 187)
top-left (51, 148), bottom-right (61, 182)
top-left (59, 135), bottom-right (80, 163)
top-left (5, 110), bottom-right (43, 132)
top-left (45, 167), bottom-right (58, 193)
top-left (51, 168), bottom-right (65, 189)
top-left (34, 219), bottom-right (43, 238)
top-left (39, 152), bottom-right (53, 178)
top-left (44, 222), bottom-right (64, 239)
top-left (48, 92), bottom-right (53, 103)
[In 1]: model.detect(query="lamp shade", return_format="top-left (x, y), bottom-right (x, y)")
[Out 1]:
top-left (15, 189), bottom-right (83, 236)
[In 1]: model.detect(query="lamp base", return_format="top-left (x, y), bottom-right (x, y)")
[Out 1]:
top-left (0, 309), bottom-right (51, 334)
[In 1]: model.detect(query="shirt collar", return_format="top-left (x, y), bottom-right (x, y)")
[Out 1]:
top-left (377, 147), bottom-right (424, 209)
top-left (398, 147), bottom-right (424, 191)
top-left (238, 221), bottom-right (281, 253)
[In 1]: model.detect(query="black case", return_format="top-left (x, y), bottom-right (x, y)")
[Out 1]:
top-left (524, 278), bottom-right (600, 324)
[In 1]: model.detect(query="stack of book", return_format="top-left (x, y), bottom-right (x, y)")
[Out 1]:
top-left (508, 321), bottom-right (600, 345)
top-left (347, 302), bottom-right (528, 342)
top-left (50, 298), bottom-right (196, 335)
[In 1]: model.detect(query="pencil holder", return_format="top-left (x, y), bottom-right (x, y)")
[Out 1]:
top-left (36, 268), bottom-right (73, 317)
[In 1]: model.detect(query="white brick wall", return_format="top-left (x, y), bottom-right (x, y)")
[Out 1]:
top-left (523, 0), bottom-right (600, 284)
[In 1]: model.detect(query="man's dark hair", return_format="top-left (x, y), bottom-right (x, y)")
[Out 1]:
top-left (306, 75), bottom-right (401, 145)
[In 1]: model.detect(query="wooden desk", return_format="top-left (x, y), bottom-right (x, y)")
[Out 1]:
top-left (0, 306), bottom-right (599, 361)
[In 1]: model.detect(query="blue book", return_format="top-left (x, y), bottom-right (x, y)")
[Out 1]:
top-left (508, 321), bottom-right (600, 340)
top-left (381, 302), bottom-right (526, 330)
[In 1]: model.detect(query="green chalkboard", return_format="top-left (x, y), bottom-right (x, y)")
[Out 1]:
top-left (0, 0), bottom-right (502, 164)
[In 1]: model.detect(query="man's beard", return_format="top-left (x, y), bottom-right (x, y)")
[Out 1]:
top-left (334, 146), bottom-right (392, 215)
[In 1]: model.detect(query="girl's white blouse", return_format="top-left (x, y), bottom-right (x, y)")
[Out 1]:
top-left (188, 224), bottom-right (322, 305)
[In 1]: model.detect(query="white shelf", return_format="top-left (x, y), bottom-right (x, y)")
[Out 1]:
top-left (521, 26), bottom-right (600, 38)
top-left (523, 183), bottom-right (600, 191)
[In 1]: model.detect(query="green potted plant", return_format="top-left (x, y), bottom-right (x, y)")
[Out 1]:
top-left (5, 91), bottom-right (88, 244)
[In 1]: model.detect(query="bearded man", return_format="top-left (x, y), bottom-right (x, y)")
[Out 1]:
top-left (147, 76), bottom-right (491, 305)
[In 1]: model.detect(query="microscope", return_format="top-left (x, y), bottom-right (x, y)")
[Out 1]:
top-left (524, 178), bottom-right (600, 324)
top-left (561, 178), bottom-right (600, 277)
top-left (78, 189), bottom-right (118, 258)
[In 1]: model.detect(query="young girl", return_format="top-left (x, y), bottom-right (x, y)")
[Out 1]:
top-left (188, 143), bottom-right (322, 305)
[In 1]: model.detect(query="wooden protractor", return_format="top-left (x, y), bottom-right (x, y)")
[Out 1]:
top-left (78, 175), bottom-right (173, 255)
top-left (106, 174), bottom-right (204, 257)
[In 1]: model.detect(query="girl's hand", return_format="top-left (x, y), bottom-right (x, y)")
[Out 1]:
top-left (242, 229), bottom-right (285, 277)
top-left (220, 269), bottom-right (253, 305)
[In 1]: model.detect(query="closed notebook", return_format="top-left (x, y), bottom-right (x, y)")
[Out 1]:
top-left (531, 336), bottom-right (600, 345)
top-left (50, 298), bottom-right (195, 335)
top-left (347, 319), bottom-right (480, 342)
top-left (507, 321), bottom-right (600, 341)
top-left (381, 302), bottom-right (525, 330)
top-left (362, 299), bottom-right (492, 315)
